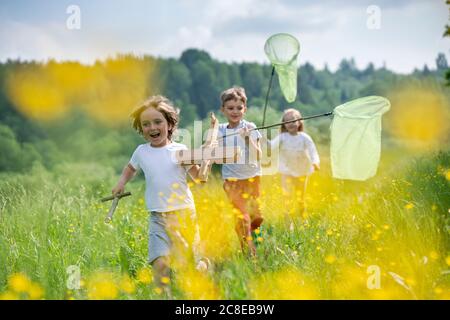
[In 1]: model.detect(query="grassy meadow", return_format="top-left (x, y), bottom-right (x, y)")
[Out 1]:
top-left (0, 143), bottom-right (448, 300)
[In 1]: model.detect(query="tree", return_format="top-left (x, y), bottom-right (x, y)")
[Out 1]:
top-left (338, 58), bottom-right (356, 77)
top-left (0, 125), bottom-right (21, 171)
top-left (435, 53), bottom-right (448, 71)
top-left (0, 124), bottom-right (41, 172)
top-left (163, 59), bottom-right (192, 105)
top-left (189, 60), bottom-right (218, 117)
top-left (422, 64), bottom-right (431, 76)
top-left (180, 49), bottom-right (212, 70)
top-left (240, 63), bottom-right (264, 98)
top-left (362, 63), bottom-right (375, 78)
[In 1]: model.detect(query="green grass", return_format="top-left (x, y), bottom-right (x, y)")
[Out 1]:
top-left (0, 148), bottom-right (449, 299)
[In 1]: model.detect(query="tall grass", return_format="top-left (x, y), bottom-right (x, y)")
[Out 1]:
top-left (0, 148), bottom-right (448, 299)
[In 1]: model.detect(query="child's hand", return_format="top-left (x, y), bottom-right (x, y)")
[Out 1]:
top-left (239, 126), bottom-right (251, 138)
top-left (112, 183), bottom-right (125, 196)
top-left (313, 164), bottom-right (320, 171)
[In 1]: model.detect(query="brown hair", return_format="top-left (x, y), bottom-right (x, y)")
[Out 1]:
top-left (280, 108), bottom-right (303, 133)
top-left (220, 86), bottom-right (247, 107)
top-left (130, 95), bottom-right (179, 139)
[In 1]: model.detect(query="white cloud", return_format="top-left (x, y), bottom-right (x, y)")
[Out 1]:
top-left (0, 20), bottom-right (64, 61)
top-left (0, 0), bottom-right (448, 73)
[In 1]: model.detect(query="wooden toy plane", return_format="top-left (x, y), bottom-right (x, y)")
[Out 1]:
top-left (174, 112), bottom-right (240, 182)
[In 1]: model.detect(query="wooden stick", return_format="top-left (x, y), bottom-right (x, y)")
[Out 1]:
top-left (100, 192), bottom-right (131, 202)
top-left (100, 192), bottom-right (132, 223)
top-left (198, 112), bottom-right (219, 182)
top-left (105, 197), bottom-right (119, 223)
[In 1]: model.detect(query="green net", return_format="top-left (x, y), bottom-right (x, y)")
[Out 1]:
top-left (264, 33), bottom-right (300, 103)
top-left (330, 96), bottom-right (391, 180)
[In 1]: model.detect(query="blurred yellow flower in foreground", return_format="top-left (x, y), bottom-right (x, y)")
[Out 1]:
top-left (0, 291), bottom-right (20, 300)
top-left (404, 203), bottom-right (414, 210)
top-left (4, 273), bottom-right (45, 299)
top-left (8, 273), bottom-right (32, 293)
top-left (136, 267), bottom-right (153, 284)
top-left (28, 283), bottom-right (44, 300)
top-left (161, 277), bottom-right (170, 285)
top-left (87, 272), bottom-right (118, 300)
top-left (444, 169), bottom-right (450, 181)
top-left (178, 268), bottom-right (220, 299)
top-left (325, 255), bottom-right (336, 264)
top-left (153, 287), bottom-right (163, 295)
top-left (249, 267), bottom-right (319, 299)
top-left (120, 274), bottom-right (136, 294)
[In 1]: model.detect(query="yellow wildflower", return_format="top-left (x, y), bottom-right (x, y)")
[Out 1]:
top-left (8, 273), bottom-right (32, 293)
top-left (0, 291), bottom-right (20, 300)
top-left (136, 267), bottom-right (152, 284)
top-left (28, 283), bottom-right (44, 300)
top-left (434, 287), bottom-right (443, 295)
top-left (120, 275), bottom-right (136, 294)
top-left (445, 169), bottom-right (450, 181)
top-left (161, 277), bottom-right (170, 285)
top-left (325, 255), bottom-right (336, 264)
top-left (87, 273), bottom-right (118, 300)
top-left (153, 287), bottom-right (163, 295)
top-left (404, 203), bottom-right (414, 210)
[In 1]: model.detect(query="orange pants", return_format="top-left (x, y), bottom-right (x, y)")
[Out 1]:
top-left (223, 176), bottom-right (264, 245)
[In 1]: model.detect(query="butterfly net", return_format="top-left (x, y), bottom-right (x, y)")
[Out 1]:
top-left (330, 96), bottom-right (391, 180)
top-left (264, 33), bottom-right (300, 103)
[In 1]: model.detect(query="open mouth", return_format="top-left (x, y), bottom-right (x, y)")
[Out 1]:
top-left (149, 132), bottom-right (161, 139)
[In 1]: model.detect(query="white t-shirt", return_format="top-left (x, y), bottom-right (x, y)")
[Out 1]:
top-left (218, 119), bottom-right (262, 180)
top-left (129, 142), bottom-right (195, 212)
top-left (271, 132), bottom-right (320, 177)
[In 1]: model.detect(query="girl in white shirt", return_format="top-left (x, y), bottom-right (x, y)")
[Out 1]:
top-left (271, 108), bottom-right (320, 226)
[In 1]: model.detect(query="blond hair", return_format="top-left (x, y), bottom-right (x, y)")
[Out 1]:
top-left (131, 95), bottom-right (179, 139)
top-left (220, 86), bottom-right (247, 107)
top-left (280, 108), bottom-right (303, 133)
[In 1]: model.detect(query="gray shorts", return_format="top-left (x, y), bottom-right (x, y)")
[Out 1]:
top-left (148, 209), bottom-right (200, 264)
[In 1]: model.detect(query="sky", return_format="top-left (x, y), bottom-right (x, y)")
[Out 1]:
top-left (0, 0), bottom-right (448, 73)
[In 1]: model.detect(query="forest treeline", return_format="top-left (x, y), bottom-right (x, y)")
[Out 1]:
top-left (0, 49), bottom-right (448, 173)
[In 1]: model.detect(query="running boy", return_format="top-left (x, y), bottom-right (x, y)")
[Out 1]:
top-left (112, 95), bottom-right (206, 294)
top-left (218, 86), bottom-right (263, 257)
